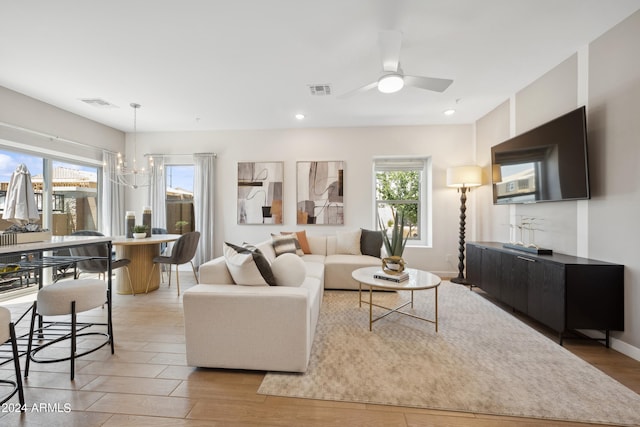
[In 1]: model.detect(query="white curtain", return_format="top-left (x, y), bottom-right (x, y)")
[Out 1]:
top-left (102, 150), bottom-right (125, 236)
top-left (193, 153), bottom-right (216, 267)
top-left (148, 156), bottom-right (167, 231)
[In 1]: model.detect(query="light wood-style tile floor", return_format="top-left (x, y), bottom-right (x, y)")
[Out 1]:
top-left (0, 270), bottom-right (638, 426)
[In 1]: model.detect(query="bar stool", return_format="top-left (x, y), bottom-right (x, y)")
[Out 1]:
top-left (0, 306), bottom-right (25, 410)
top-left (24, 279), bottom-right (112, 380)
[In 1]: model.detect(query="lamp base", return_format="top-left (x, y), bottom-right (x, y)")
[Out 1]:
top-left (450, 276), bottom-right (474, 290)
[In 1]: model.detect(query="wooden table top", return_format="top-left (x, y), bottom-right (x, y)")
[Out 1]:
top-left (111, 234), bottom-right (181, 246)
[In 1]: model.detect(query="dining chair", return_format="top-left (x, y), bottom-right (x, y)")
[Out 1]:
top-left (151, 227), bottom-right (170, 282)
top-left (145, 231), bottom-right (200, 296)
top-left (69, 230), bottom-right (135, 295)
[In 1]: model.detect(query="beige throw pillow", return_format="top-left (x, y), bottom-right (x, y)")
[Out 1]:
top-left (336, 229), bottom-right (362, 255)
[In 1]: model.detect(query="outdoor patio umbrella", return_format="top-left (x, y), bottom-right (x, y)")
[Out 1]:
top-left (2, 163), bottom-right (39, 226)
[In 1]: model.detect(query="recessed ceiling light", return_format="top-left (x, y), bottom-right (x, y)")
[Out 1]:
top-left (443, 109), bottom-right (456, 116)
top-left (295, 113), bottom-right (305, 120)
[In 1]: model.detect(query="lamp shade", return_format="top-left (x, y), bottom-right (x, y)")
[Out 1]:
top-left (446, 165), bottom-right (482, 188)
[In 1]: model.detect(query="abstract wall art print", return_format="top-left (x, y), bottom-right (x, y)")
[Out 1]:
top-left (237, 161), bottom-right (283, 224)
top-left (296, 161), bottom-right (344, 225)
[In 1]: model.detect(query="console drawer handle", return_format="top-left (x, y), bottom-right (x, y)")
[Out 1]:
top-left (517, 256), bottom-right (536, 262)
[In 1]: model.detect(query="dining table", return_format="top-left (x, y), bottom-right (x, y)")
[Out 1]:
top-left (111, 234), bottom-right (181, 295)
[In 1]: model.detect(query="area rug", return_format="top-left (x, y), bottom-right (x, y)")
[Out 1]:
top-left (258, 282), bottom-right (640, 426)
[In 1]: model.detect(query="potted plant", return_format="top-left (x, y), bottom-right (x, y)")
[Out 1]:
top-left (378, 208), bottom-right (413, 274)
top-left (175, 220), bottom-right (189, 234)
top-left (132, 225), bottom-right (148, 239)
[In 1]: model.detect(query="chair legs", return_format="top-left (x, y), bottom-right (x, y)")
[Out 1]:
top-left (146, 262), bottom-right (198, 296)
top-left (25, 296), bottom-right (111, 381)
top-left (0, 322), bottom-right (25, 410)
top-left (190, 261), bottom-right (199, 284)
top-left (145, 264), bottom-right (158, 294)
top-left (25, 301), bottom-right (84, 381)
top-left (123, 266), bottom-right (134, 295)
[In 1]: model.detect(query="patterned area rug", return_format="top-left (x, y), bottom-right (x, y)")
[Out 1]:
top-left (258, 282), bottom-right (640, 425)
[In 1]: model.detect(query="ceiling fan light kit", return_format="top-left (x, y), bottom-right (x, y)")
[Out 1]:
top-left (339, 30), bottom-right (454, 99)
top-left (377, 73), bottom-right (404, 93)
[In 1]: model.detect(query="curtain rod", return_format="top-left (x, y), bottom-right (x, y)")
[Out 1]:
top-left (0, 120), bottom-right (113, 153)
top-left (144, 153), bottom-right (217, 158)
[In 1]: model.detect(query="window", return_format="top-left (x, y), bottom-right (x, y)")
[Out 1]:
top-left (0, 151), bottom-right (43, 230)
top-left (0, 150), bottom-right (99, 235)
top-left (374, 157), bottom-right (431, 245)
top-left (165, 165), bottom-right (194, 234)
top-left (50, 161), bottom-right (99, 235)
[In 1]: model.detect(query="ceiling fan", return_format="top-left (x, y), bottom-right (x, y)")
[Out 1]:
top-left (338, 30), bottom-right (453, 99)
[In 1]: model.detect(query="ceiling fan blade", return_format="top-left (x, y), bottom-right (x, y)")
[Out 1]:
top-left (404, 75), bottom-right (453, 92)
top-left (337, 81), bottom-right (378, 99)
top-left (379, 30), bottom-right (402, 72)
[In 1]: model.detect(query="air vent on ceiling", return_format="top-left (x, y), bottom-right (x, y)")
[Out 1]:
top-left (308, 84), bottom-right (332, 96)
top-left (80, 98), bottom-right (119, 108)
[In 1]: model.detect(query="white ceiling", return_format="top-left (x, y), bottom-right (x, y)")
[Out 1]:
top-left (1, 0), bottom-right (639, 133)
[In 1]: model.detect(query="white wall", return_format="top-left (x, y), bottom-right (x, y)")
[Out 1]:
top-left (474, 10), bottom-right (640, 356)
top-left (128, 125), bottom-right (473, 276)
top-left (0, 85), bottom-right (124, 161)
top-left (587, 10), bottom-right (640, 355)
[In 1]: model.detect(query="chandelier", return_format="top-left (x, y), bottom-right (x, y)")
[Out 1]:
top-left (113, 103), bottom-right (154, 189)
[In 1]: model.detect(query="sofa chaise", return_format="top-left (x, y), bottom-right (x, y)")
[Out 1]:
top-left (183, 230), bottom-right (383, 372)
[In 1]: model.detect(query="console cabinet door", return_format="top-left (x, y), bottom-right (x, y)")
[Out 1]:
top-left (502, 255), bottom-right (529, 313)
top-left (466, 244), bottom-right (501, 297)
top-left (527, 261), bottom-right (565, 332)
top-left (466, 244), bottom-right (482, 285)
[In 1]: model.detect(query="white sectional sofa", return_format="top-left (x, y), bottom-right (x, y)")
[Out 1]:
top-left (183, 231), bottom-right (383, 372)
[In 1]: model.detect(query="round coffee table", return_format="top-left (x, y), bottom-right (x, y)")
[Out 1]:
top-left (352, 266), bottom-right (441, 331)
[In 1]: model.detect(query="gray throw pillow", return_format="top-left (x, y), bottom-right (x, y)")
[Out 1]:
top-left (360, 228), bottom-right (383, 258)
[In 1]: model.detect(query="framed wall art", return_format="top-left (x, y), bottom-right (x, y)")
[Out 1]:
top-left (296, 161), bottom-right (344, 225)
top-left (237, 161), bottom-right (283, 224)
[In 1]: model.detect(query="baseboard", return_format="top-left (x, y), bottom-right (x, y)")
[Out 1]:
top-left (577, 329), bottom-right (640, 362)
top-left (431, 271), bottom-right (458, 281)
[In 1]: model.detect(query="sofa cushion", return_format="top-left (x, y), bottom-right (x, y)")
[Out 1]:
top-left (271, 253), bottom-right (307, 287)
top-left (360, 228), bottom-right (383, 258)
top-left (302, 258), bottom-right (325, 281)
top-left (302, 254), bottom-right (326, 267)
top-left (306, 234), bottom-right (327, 255)
top-left (336, 229), bottom-right (362, 255)
top-left (272, 234), bottom-right (303, 256)
top-left (324, 254), bottom-right (382, 290)
top-left (281, 230), bottom-right (311, 254)
top-left (224, 242), bottom-right (276, 286)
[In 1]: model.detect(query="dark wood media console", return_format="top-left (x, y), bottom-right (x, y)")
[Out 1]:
top-left (466, 242), bottom-right (624, 347)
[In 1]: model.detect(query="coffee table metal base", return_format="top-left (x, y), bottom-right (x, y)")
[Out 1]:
top-left (358, 284), bottom-right (438, 332)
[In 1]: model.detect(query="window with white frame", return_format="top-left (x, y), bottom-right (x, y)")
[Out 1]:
top-left (374, 157), bottom-right (431, 244)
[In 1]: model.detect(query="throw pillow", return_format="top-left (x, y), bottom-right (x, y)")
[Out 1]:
top-left (336, 229), bottom-right (362, 255)
top-left (271, 234), bottom-right (303, 256)
top-left (270, 253), bottom-right (307, 287)
top-left (281, 230), bottom-right (311, 254)
top-left (360, 228), bottom-right (383, 258)
top-left (224, 242), bottom-right (276, 286)
top-left (255, 239), bottom-right (277, 263)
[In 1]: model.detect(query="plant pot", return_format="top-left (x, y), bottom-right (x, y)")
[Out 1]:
top-left (382, 256), bottom-right (406, 275)
top-left (132, 233), bottom-right (147, 239)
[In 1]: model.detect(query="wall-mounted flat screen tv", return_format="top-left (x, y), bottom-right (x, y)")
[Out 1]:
top-left (491, 106), bottom-right (590, 205)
